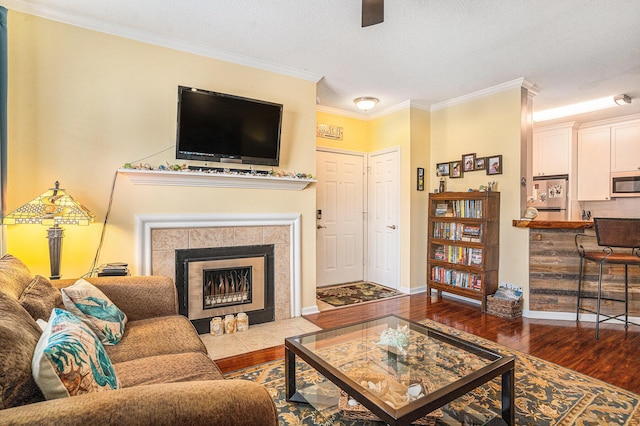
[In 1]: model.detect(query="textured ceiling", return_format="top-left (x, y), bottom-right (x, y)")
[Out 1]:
top-left (7, 0), bottom-right (640, 120)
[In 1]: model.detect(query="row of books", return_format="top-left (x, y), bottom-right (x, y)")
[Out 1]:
top-left (430, 266), bottom-right (482, 291)
top-left (433, 200), bottom-right (483, 218)
top-left (432, 222), bottom-right (483, 242)
top-left (432, 244), bottom-right (483, 266)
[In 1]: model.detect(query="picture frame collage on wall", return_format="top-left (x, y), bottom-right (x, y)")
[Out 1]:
top-left (436, 152), bottom-right (502, 179)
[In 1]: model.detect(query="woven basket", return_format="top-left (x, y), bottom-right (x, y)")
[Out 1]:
top-left (487, 295), bottom-right (522, 319)
top-left (337, 373), bottom-right (443, 425)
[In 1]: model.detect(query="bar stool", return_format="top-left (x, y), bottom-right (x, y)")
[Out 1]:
top-left (575, 217), bottom-right (640, 339)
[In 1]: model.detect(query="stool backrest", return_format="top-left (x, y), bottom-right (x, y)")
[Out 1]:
top-left (594, 217), bottom-right (640, 249)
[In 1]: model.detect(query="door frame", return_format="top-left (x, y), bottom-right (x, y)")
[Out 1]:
top-left (316, 146), bottom-right (368, 284)
top-left (366, 146), bottom-right (402, 290)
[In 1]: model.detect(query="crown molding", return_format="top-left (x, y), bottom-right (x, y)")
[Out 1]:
top-left (576, 112), bottom-right (640, 129)
top-left (430, 78), bottom-right (537, 111)
top-left (316, 105), bottom-right (366, 120)
top-left (4, 0), bottom-right (323, 83)
top-left (317, 99), bottom-right (430, 120)
top-left (533, 121), bottom-right (579, 131)
top-left (409, 100), bottom-right (431, 111)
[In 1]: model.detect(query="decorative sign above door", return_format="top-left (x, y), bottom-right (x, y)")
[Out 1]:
top-left (316, 124), bottom-right (344, 140)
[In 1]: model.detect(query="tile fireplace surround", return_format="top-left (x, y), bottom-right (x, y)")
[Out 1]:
top-left (134, 214), bottom-right (302, 321)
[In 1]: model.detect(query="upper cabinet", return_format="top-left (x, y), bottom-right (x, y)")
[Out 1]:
top-left (611, 119), bottom-right (640, 173)
top-left (577, 126), bottom-right (610, 201)
top-left (532, 123), bottom-right (577, 177)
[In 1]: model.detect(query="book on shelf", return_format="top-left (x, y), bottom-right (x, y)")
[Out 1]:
top-left (434, 203), bottom-right (448, 216)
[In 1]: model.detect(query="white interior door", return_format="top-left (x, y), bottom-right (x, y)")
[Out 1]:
top-left (367, 148), bottom-right (400, 289)
top-left (316, 150), bottom-right (365, 287)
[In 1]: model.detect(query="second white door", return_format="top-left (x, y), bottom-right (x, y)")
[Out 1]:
top-left (367, 149), bottom-right (400, 289)
top-left (316, 150), bottom-right (365, 286)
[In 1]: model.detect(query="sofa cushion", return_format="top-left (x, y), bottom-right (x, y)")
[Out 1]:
top-left (115, 352), bottom-right (224, 387)
top-left (19, 275), bottom-right (64, 321)
top-left (105, 315), bottom-right (207, 364)
top-left (0, 293), bottom-right (45, 409)
top-left (32, 309), bottom-right (120, 400)
top-left (61, 279), bottom-right (127, 345)
top-left (0, 253), bottom-right (34, 300)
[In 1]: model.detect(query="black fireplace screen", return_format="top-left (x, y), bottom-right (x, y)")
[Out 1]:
top-left (203, 266), bottom-right (252, 309)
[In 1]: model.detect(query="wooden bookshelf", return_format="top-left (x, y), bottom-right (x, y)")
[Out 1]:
top-left (427, 191), bottom-right (500, 311)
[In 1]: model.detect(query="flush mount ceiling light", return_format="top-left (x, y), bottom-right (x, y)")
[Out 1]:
top-left (533, 94), bottom-right (633, 122)
top-left (614, 94), bottom-right (632, 106)
top-left (354, 97), bottom-right (379, 111)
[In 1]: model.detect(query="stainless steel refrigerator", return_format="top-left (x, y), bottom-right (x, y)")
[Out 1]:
top-left (527, 175), bottom-right (568, 220)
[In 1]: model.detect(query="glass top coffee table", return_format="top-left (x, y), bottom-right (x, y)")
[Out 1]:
top-left (285, 315), bottom-right (515, 426)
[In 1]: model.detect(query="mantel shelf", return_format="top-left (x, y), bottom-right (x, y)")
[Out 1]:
top-left (118, 168), bottom-right (315, 190)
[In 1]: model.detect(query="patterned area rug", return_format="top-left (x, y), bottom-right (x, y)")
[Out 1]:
top-left (316, 282), bottom-right (404, 308)
top-left (225, 318), bottom-right (640, 425)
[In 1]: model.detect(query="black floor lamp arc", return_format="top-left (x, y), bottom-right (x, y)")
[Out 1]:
top-left (2, 181), bottom-right (95, 279)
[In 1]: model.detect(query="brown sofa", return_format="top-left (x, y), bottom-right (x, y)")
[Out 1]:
top-left (0, 254), bottom-right (278, 425)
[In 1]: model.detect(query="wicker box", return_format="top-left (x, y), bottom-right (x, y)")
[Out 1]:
top-left (486, 295), bottom-right (522, 318)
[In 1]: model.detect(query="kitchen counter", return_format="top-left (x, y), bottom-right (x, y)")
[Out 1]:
top-left (512, 219), bottom-right (593, 229)
top-left (518, 220), bottom-right (640, 316)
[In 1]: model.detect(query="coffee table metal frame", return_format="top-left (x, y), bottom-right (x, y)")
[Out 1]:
top-left (285, 315), bottom-right (515, 426)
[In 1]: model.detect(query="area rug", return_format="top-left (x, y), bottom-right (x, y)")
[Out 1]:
top-left (225, 318), bottom-right (640, 425)
top-left (316, 282), bottom-right (404, 308)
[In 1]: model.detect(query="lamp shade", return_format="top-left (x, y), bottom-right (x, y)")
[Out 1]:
top-left (3, 181), bottom-right (95, 226)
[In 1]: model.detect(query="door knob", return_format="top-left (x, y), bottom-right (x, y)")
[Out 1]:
top-left (317, 225), bottom-right (326, 229)
top-left (386, 225), bottom-right (396, 229)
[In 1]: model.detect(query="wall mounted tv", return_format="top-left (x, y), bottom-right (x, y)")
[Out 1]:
top-left (176, 86), bottom-right (283, 166)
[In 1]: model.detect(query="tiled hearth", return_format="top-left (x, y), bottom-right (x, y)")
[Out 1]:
top-left (135, 214), bottom-right (302, 321)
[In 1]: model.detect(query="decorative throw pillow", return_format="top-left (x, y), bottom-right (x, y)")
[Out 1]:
top-left (0, 293), bottom-right (45, 409)
top-left (32, 308), bottom-right (120, 399)
top-left (19, 275), bottom-right (64, 321)
top-left (0, 253), bottom-right (35, 300)
top-left (61, 279), bottom-right (127, 345)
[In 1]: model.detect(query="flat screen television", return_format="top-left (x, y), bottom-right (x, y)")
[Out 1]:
top-left (176, 86), bottom-right (283, 166)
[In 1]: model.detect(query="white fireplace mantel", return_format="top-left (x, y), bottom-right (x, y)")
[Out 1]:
top-left (119, 168), bottom-right (315, 190)
top-left (134, 213), bottom-right (302, 317)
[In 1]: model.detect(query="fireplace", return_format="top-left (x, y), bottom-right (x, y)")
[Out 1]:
top-left (175, 245), bottom-right (275, 334)
top-left (136, 213), bottom-right (303, 324)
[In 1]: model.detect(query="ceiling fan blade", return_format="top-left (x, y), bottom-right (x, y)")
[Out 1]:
top-left (362, 0), bottom-right (384, 27)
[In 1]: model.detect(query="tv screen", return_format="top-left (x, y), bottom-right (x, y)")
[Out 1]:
top-left (176, 86), bottom-right (283, 166)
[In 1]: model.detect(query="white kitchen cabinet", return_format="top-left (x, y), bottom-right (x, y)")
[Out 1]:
top-left (532, 123), bottom-right (575, 177)
top-left (611, 120), bottom-right (640, 172)
top-left (577, 126), bottom-right (610, 201)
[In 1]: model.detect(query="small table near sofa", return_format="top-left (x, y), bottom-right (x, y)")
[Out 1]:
top-left (285, 315), bottom-right (515, 425)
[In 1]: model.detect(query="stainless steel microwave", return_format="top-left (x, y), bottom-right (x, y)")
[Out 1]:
top-left (611, 171), bottom-right (640, 197)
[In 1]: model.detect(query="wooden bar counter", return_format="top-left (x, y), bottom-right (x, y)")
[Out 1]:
top-left (514, 220), bottom-right (640, 316)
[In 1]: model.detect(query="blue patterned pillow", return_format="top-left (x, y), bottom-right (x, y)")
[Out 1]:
top-left (32, 308), bottom-right (120, 399)
top-left (61, 279), bottom-right (127, 345)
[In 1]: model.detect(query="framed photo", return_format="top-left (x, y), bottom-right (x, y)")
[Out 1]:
top-left (462, 153), bottom-right (476, 172)
top-left (475, 157), bottom-right (486, 171)
top-left (487, 155), bottom-right (503, 175)
top-left (450, 161), bottom-right (463, 178)
top-left (436, 162), bottom-right (450, 177)
top-left (417, 167), bottom-right (425, 191)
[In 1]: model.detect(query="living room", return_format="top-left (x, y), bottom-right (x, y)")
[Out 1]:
top-left (2, 2), bottom-right (640, 424)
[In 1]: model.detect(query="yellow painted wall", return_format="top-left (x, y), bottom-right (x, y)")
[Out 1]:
top-left (6, 12), bottom-right (319, 311)
top-left (316, 111), bottom-right (369, 152)
top-left (409, 108), bottom-right (430, 291)
top-left (430, 88), bottom-right (530, 306)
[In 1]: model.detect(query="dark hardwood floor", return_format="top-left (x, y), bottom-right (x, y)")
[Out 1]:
top-left (216, 292), bottom-right (640, 394)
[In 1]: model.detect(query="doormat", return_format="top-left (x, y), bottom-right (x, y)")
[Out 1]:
top-left (316, 282), bottom-right (404, 308)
